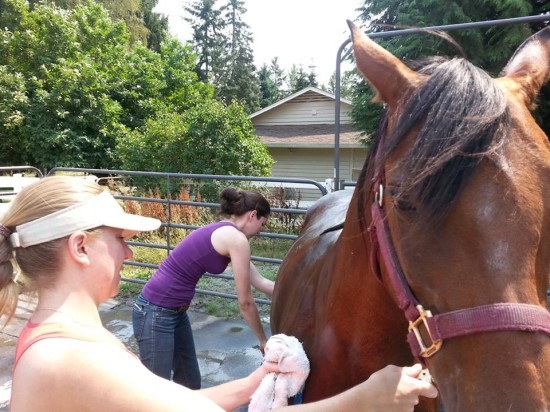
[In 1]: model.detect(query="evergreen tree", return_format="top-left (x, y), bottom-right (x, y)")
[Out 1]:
top-left (258, 57), bottom-right (288, 108)
top-left (307, 64), bottom-right (318, 88)
top-left (288, 64), bottom-right (311, 94)
top-left (216, 0), bottom-right (260, 113)
top-left (0, 0), bottom-right (271, 174)
top-left (269, 57), bottom-right (286, 97)
top-left (184, 0), bottom-right (225, 82)
top-left (101, 0), bottom-right (149, 47)
top-left (141, 0), bottom-right (169, 52)
top-left (327, 69), bottom-right (358, 100)
top-left (258, 64), bottom-right (278, 108)
top-left (26, 0), bottom-right (165, 49)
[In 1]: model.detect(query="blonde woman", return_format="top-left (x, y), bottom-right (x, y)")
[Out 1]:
top-left (2, 176), bottom-right (437, 411)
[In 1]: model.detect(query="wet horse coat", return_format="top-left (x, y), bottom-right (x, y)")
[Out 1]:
top-left (271, 22), bottom-right (550, 411)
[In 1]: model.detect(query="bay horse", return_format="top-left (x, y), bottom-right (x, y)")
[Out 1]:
top-left (271, 21), bottom-right (550, 411)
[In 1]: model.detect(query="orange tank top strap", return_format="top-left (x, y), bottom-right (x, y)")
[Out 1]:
top-left (14, 321), bottom-right (135, 370)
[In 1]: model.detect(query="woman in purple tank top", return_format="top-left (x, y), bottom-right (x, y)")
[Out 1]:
top-left (132, 188), bottom-right (275, 389)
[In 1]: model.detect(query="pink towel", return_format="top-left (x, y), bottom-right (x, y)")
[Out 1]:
top-left (249, 334), bottom-right (310, 412)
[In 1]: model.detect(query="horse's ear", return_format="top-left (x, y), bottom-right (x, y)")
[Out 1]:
top-left (347, 20), bottom-right (419, 108)
top-left (500, 27), bottom-right (550, 109)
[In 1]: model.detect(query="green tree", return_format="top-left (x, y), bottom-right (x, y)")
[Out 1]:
top-left (0, 1), bottom-right (211, 170)
top-left (327, 69), bottom-right (360, 101)
top-left (28, 0), bottom-right (151, 47)
top-left (258, 57), bottom-right (287, 107)
top-left (0, 1), bottom-right (130, 169)
top-left (0, 65), bottom-right (29, 165)
top-left (307, 64), bottom-right (318, 88)
top-left (140, 0), bottom-right (169, 52)
top-left (185, 0), bottom-right (225, 82)
top-left (352, 0), bottom-right (550, 139)
top-left (101, 0), bottom-right (149, 47)
top-left (109, 39), bottom-right (211, 130)
top-left (117, 101), bottom-right (273, 178)
top-left (288, 64), bottom-right (311, 94)
top-left (269, 58), bottom-right (287, 96)
top-left (0, 0), bottom-right (27, 31)
top-left (0, 0), bottom-right (272, 176)
top-left (258, 64), bottom-right (278, 108)
top-left (216, 0), bottom-right (259, 113)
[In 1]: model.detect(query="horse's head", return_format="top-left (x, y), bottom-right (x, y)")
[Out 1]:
top-left (349, 21), bottom-right (550, 411)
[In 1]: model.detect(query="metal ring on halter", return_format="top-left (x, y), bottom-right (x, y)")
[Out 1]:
top-left (377, 184), bottom-right (384, 207)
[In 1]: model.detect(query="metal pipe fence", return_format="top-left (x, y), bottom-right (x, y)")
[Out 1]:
top-left (43, 167), bottom-right (328, 305)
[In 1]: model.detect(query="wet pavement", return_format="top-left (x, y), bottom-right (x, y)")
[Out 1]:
top-left (0, 295), bottom-right (268, 411)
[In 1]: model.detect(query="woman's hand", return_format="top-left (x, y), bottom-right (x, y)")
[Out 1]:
top-left (359, 364), bottom-right (438, 412)
top-left (259, 338), bottom-right (267, 354)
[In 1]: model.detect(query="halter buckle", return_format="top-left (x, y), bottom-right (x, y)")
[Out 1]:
top-left (409, 305), bottom-right (442, 358)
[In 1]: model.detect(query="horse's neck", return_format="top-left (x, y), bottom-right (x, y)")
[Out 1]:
top-left (323, 189), bottom-right (414, 360)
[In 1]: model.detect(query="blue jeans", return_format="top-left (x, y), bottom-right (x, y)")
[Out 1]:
top-left (132, 294), bottom-right (201, 389)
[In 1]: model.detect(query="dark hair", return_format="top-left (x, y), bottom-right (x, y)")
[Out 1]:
top-left (219, 188), bottom-right (270, 218)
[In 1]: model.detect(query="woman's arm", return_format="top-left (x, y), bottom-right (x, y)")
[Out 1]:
top-left (249, 262), bottom-right (274, 296)
top-left (225, 233), bottom-right (269, 351)
top-left (16, 337), bottom-right (437, 412)
top-left (200, 363), bottom-right (277, 410)
top-left (276, 364), bottom-right (438, 412)
top-left (203, 362), bottom-right (438, 412)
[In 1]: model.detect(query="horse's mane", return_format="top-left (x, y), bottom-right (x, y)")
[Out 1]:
top-left (358, 56), bottom-right (512, 226)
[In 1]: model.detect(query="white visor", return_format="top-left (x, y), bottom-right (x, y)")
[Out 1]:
top-left (10, 191), bottom-right (161, 248)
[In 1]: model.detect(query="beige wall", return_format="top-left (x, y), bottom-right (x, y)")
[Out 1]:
top-left (254, 101), bottom-right (353, 126)
top-left (269, 147), bottom-right (367, 180)
top-left (265, 146), bottom-right (367, 205)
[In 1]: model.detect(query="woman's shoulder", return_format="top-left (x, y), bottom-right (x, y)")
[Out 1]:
top-left (208, 221), bottom-right (240, 236)
top-left (16, 330), bottom-right (132, 372)
top-left (209, 220), bottom-right (237, 229)
top-left (11, 336), bottom-right (188, 411)
top-left (210, 223), bottom-right (247, 253)
top-left (12, 336), bottom-right (130, 401)
top-left (193, 221), bottom-right (236, 235)
top-left (212, 222), bottom-right (245, 238)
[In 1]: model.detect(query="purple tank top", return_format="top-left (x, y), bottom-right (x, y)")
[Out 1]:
top-left (142, 221), bottom-right (234, 308)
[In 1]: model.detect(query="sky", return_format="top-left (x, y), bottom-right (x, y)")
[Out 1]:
top-left (153, 0), bottom-right (364, 86)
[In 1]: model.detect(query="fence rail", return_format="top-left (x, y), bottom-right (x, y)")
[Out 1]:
top-left (0, 166), bottom-right (327, 304)
top-left (43, 167), bottom-right (327, 305)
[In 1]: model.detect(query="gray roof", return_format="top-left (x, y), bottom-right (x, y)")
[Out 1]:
top-left (255, 124), bottom-right (365, 148)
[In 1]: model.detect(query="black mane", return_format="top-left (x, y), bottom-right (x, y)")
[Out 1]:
top-left (359, 56), bottom-right (511, 225)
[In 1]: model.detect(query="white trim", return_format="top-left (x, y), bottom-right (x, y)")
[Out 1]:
top-left (249, 86), bottom-right (352, 119)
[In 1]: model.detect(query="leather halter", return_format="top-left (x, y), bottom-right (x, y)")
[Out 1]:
top-left (367, 138), bottom-right (550, 361)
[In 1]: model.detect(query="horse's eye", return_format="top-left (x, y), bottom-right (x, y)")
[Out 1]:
top-left (394, 198), bottom-right (416, 212)
top-left (386, 187), bottom-right (416, 212)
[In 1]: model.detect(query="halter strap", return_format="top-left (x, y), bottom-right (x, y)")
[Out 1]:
top-left (368, 132), bottom-right (550, 361)
top-left (370, 199), bottom-right (550, 359)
